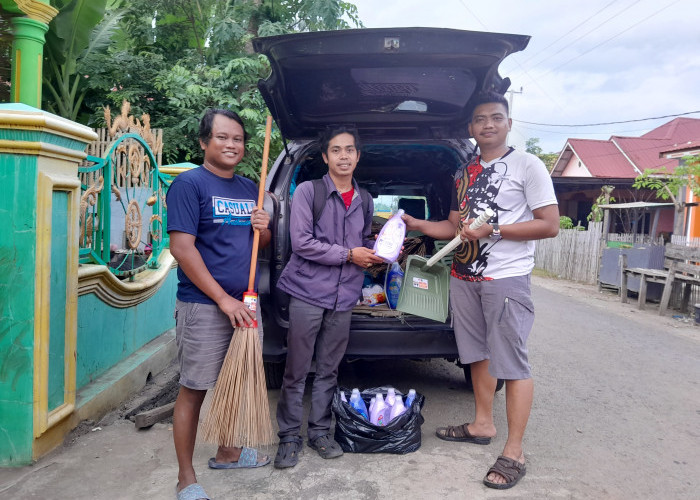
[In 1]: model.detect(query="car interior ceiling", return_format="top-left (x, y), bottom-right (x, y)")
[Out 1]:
top-left (290, 143), bottom-right (462, 221)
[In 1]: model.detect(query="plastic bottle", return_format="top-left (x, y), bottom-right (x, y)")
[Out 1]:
top-left (405, 389), bottom-right (416, 409)
top-left (388, 395), bottom-right (407, 422)
top-left (349, 388), bottom-right (368, 419)
top-left (369, 393), bottom-right (388, 426)
top-left (373, 209), bottom-right (406, 263)
top-left (340, 391), bottom-right (347, 403)
top-left (369, 397), bottom-right (376, 414)
top-left (386, 388), bottom-right (396, 408)
top-left (384, 261), bottom-right (404, 309)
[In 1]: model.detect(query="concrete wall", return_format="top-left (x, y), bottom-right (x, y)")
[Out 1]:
top-left (561, 155), bottom-right (592, 177)
top-left (76, 272), bottom-right (176, 390)
top-left (0, 152), bottom-right (38, 465)
top-left (0, 104), bottom-right (178, 466)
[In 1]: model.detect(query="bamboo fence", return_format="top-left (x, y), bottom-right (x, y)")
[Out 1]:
top-left (534, 222), bottom-right (663, 284)
top-left (535, 223), bottom-right (700, 314)
top-left (534, 222), bottom-right (604, 284)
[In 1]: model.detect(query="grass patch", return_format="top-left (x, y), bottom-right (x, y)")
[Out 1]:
top-left (532, 267), bottom-right (561, 280)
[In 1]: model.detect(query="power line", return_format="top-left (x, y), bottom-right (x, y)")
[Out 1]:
top-left (537, 0), bottom-right (682, 78)
top-left (514, 110), bottom-right (700, 127)
top-left (456, 0), bottom-right (488, 30)
top-left (454, 1), bottom-right (567, 112)
top-left (505, 1), bottom-right (685, 117)
top-left (521, 0), bottom-right (640, 73)
top-left (517, 0), bottom-right (620, 66)
top-left (515, 124), bottom-right (653, 136)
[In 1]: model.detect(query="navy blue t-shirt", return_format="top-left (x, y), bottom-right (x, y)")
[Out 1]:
top-left (166, 166), bottom-right (258, 304)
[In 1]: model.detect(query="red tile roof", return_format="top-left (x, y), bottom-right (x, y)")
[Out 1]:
top-left (659, 140), bottom-right (700, 157)
top-left (611, 136), bottom-right (677, 174)
top-left (641, 118), bottom-right (700, 142)
top-left (566, 139), bottom-right (639, 178)
top-left (553, 117), bottom-right (700, 178)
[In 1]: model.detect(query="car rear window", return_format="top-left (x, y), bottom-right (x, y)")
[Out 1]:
top-left (375, 195), bottom-right (428, 220)
top-left (286, 66), bottom-right (477, 117)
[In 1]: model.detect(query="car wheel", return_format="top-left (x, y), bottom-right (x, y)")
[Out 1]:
top-left (462, 365), bottom-right (504, 393)
top-left (264, 361), bottom-right (285, 389)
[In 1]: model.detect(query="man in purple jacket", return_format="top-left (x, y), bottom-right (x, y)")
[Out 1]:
top-left (273, 126), bottom-right (383, 468)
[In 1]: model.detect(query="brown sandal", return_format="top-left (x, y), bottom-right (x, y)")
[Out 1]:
top-left (483, 455), bottom-right (526, 489)
top-left (435, 423), bottom-right (491, 444)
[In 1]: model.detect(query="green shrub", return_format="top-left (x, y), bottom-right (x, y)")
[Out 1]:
top-left (560, 216), bottom-right (574, 229)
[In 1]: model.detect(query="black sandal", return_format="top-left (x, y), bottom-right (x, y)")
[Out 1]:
top-left (308, 433), bottom-right (343, 459)
top-left (435, 423), bottom-right (491, 444)
top-left (483, 455), bottom-right (526, 489)
top-left (274, 436), bottom-right (303, 469)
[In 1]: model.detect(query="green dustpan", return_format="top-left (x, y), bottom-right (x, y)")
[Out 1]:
top-left (396, 234), bottom-right (463, 323)
top-left (396, 209), bottom-right (494, 323)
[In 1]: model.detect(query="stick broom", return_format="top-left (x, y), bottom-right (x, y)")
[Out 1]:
top-left (201, 116), bottom-right (275, 448)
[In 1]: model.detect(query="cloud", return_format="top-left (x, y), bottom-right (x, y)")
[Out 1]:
top-left (348, 0), bottom-right (700, 153)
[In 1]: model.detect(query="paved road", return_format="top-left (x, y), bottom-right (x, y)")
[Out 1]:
top-left (1, 276), bottom-right (698, 499)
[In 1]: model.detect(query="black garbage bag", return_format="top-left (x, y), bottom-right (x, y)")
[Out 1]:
top-left (332, 386), bottom-right (425, 454)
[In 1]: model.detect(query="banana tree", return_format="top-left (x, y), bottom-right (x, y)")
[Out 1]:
top-left (43, 0), bottom-right (121, 121)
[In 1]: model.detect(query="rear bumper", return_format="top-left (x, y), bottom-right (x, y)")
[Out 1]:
top-left (262, 312), bottom-right (458, 363)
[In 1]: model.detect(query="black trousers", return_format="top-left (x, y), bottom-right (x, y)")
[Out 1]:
top-left (276, 296), bottom-right (352, 441)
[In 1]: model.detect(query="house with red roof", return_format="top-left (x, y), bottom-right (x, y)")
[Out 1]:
top-left (659, 138), bottom-right (700, 240)
top-left (550, 117), bottom-right (700, 238)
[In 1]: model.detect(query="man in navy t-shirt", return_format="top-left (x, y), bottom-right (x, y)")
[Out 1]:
top-left (167, 109), bottom-right (271, 500)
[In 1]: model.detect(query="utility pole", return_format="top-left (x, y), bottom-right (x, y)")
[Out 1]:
top-left (505, 86), bottom-right (523, 145)
top-left (505, 86), bottom-right (523, 117)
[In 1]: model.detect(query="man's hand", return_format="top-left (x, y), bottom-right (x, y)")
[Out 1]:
top-left (459, 219), bottom-right (493, 242)
top-left (217, 295), bottom-right (256, 328)
top-left (251, 206), bottom-right (270, 232)
top-left (401, 213), bottom-right (420, 231)
top-left (351, 247), bottom-right (384, 268)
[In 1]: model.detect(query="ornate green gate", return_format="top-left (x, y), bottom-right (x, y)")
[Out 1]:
top-left (78, 130), bottom-right (169, 278)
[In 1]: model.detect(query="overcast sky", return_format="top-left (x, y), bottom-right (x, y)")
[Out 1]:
top-left (348, 0), bottom-right (700, 154)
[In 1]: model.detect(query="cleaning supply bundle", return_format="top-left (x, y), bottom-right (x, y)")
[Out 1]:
top-left (332, 387), bottom-right (426, 454)
top-left (344, 387), bottom-right (413, 426)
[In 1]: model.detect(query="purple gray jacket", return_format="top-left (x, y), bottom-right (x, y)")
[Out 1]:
top-left (277, 174), bottom-right (374, 311)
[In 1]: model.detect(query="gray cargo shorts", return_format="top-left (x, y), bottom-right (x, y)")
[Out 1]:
top-left (449, 274), bottom-right (534, 380)
top-left (174, 299), bottom-right (263, 390)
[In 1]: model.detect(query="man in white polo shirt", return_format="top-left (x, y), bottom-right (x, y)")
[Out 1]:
top-left (403, 91), bottom-right (559, 490)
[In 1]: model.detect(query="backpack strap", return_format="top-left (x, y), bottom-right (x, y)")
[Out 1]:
top-left (311, 178), bottom-right (327, 232)
top-left (358, 186), bottom-right (372, 230)
top-left (311, 178), bottom-right (372, 236)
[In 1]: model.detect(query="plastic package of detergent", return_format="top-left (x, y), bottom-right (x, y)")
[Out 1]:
top-left (373, 210), bottom-right (406, 263)
top-left (384, 261), bottom-right (404, 309)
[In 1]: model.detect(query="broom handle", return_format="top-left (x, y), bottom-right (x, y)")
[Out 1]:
top-left (425, 208), bottom-right (495, 268)
top-left (248, 115), bottom-right (273, 290)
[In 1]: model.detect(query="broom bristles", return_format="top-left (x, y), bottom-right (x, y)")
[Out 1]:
top-left (201, 325), bottom-right (275, 448)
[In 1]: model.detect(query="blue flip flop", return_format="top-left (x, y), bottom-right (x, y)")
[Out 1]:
top-left (208, 447), bottom-right (270, 469)
top-left (176, 483), bottom-right (210, 500)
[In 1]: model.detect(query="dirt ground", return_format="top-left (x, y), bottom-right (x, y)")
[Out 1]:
top-left (2, 274), bottom-right (698, 499)
top-left (531, 272), bottom-right (699, 341)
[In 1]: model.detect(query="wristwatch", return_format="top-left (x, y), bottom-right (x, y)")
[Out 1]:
top-left (490, 222), bottom-right (502, 241)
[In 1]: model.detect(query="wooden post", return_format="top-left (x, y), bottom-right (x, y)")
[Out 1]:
top-left (650, 208), bottom-right (661, 243)
top-left (658, 261), bottom-right (677, 316)
top-left (619, 253), bottom-right (629, 302)
top-left (597, 203), bottom-right (612, 291)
